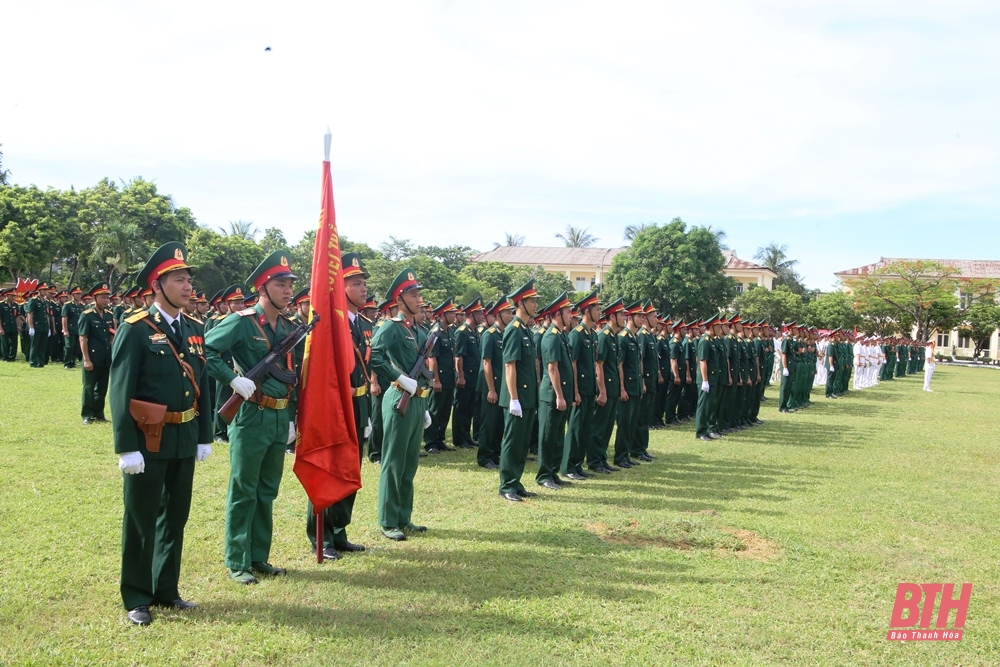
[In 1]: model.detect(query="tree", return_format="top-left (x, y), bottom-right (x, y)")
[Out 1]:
top-left (460, 261), bottom-right (519, 298)
top-left (0, 145), bottom-right (9, 185)
top-left (960, 300), bottom-right (1000, 359)
top-left (850, 260), bottom-right (962, 341)
top-left (512, 266), bottom-right (573, 308)
top-left (604, 218), bottom-right (736, 320)
top-left (554, 225), bottom-right (598, 248)
top-left (495, 232), bottom-right (525, 248)
top-left (91, 218), bottom-right (147, 284)
top-left (219, 219), bottom-right (259, 241)
top-left (378, 236), bottom-right (415, 261)
top-left (731, 285), bottom-right (806, 326)
top-left (624, 222), bottom-right (654, 242)
top-left (0, 185), bottom-right (71, 281)
top-left (416, 245), bottom-right (479, 272)
top-left (754, 242), bottom-right (804, 294)
top-left (806, 291), bottom-right (861, 331)
top-left (185, 226), bottom-right (265, 294)
top-left (259, 227), bottom-right (287, 254)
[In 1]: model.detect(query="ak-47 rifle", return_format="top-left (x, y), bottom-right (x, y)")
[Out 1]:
top-left (218, 315), bottom-right (319, 424)
top-left (393, 327), bottom-right (438, 417)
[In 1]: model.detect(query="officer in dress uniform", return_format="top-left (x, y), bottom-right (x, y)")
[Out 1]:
top-left (205, 252), bottom-right (298, 584)
top-left (587, 298), bottom-right (625, 474)
top-left (208, 285), bottom-right (248, 443)
top-left (478, 298), bottom-right (513, 469)
top-left (536, 292), bottom-right (575, 490)
top-left (26, 283), bottom-right (52, 367)
top-left (48, 289), bottom-right (65, 363)
top-left (562, 290), bottom-right (600, 481)
top-left (424, 298), bottom-right (458, 453)
top-left (613, 302), bottom-right (644, 468)
top-left (306, 253), bottom-right (370, 559)
top-left (79, 283), bottom-right (116, 424)
top-left (0, 289), bottom-right (20, 361)
top-left (109, 242), bottom-right (213, 625)
top-left (61, 286), bottom-right (85, 368)
top-left (368, 268), bottom-right (434, 539)
top-left (368, 298), bottom-right (397, 464)
top-left (634, 301), bottom-right (658, 461)
top-left (497, 280), bottom-right (540, 502)
top-left (452, 298), bottom-right (483, 450)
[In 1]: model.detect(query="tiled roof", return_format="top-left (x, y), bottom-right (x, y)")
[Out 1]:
top-left (835, 258), bottom-right (1000, 280)
top-left (471, 246), bottom-right (626, 267)
top-left (723, 250), bottom-right (777, 274)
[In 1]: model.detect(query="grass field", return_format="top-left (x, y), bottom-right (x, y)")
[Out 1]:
top-left (1, 360), bottom-right (998, 666)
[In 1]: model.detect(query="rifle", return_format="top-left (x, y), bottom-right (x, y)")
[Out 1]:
top-left (218, 315), bottom-right (319, 424)
top-left (393, 327), bottom-right (438, 417)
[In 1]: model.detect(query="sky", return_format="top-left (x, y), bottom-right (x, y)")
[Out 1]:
top-left (3, 0), bottom-right (999, 290)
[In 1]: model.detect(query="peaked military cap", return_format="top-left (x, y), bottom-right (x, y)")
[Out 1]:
top-left (244, 292), bottom-right (260, 307)
top-left (341, 252), bottom-right (370, 280)
top-left (643, 299), bottom-right (656, 314)
top-left (575, 289), bottom-right (599, 312)
top-left (293, 287), bottom-right (311, 306)
top-left (69, 286), bottom-right (83, 295)
top-left (137, 242), bottom-right (196, 288)
top-left (432, 297), bottom-right (455, 317)
top-left (388, 267), bottom-right (422, 301)
top-left (482, 300), bottom-right (495, 315)
top-left (223, 284), bottom-right (248, 302)
top-left (364, 297), bottom-right (377, 310)
top-left (602, 298), bottom-right (625, 317)
top-left (543, 291), bottom-right (571, 317)
top-left (88, 282), bottom-right (111, 297)
top-left (464, 298), bottom-right (483, 314)
top-left (508, 280), bottom-right (538, 303)
top-left (625, 301), bottom-right (643, 315)
top-left (248, 250), bottom-right (297, 291)
top-left (493, 297), bottom-right (514, 314)
top-left (377, 298), bottom-right (395, 314)
top-left (209, 289), bottom-right (225, 307)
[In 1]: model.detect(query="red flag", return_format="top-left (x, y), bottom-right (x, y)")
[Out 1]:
top-left (293, 153), bottom-right (362, 513)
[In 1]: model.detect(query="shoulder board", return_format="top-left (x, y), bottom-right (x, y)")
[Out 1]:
top-left (375, 320), bottom-right (387, 329)
top-left (430, 322), bottom-right (440, 332)
top-left (547, 325), bottom-right (560, 335)
top-left (618, 330), bottom-right (628, 337)
top-left (574, 325), bottom-right (584, 332)
top-left (183, 313), bottom-right (203, 324)
top-left (237, 308), bottom-right (257, 317)
top-left (512, 320), bottom-right (521, 328)
top-left (360, 314), bottom-right (374, 324)
top-left (82, 307), bottom-right (96, 315)
top-left (278, 313), bottom-right (294, 324)
top-left (486, 325), bottom-right (498, 334)
top-left (125, 310), bottom-right (149, 324)
top-left (457, 324), bottom-right (467, 331)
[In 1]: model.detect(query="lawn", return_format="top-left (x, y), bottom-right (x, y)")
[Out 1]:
top-left (1, 361), bottom-right (997, 666)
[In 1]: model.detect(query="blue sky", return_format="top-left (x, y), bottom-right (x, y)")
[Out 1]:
top-left (3, 0), bottom-right (998, 290)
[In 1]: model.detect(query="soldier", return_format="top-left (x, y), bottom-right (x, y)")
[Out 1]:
top-left (79, 283), bottom-right (116, 424)
top-left (306, 252), bottom-right (370, 560)
top-left (205, 251), bottom-right (299, 583)
top-left (210, 285), bottom-right (249, 443)
top-left (695, 315), bottom-right (723, 441)
top-left (112, 289), bottom-right (127, 323)
top-left (62, 286), bottom-right (85, 368)
top-left (368, 267), bottom-right (434, 538)
top-left (683, 321), bottom-right (699, 420)
top-left (368, 299), bottom-right (397, 464)
top-left (194, 292), bottom-right (210, 322)
top-left (652, 315), bottom-right (672, 428)
top-left (109, 242), bottom-right (213, 625)
top-left (452, 298), bottom-right (483, 450)
top-left (497, 280), bottom-right (540, 502)
top-left (536, 292), bottom-right (575, 490)
top-left (0, 288), bottom-right (20, 361)
top-left (362, 297), bottom-right (378, 322)
top-left (562, 290), bottom-right (600, 481)
top-left (285, 287), bottom-right (311, 455)
top-left (477, 298), bottom-right (512, 470)
top-left (613, 302), bottom-right (644, 468)
top-left (18, 293), bottom-right (31, 361)
top-left (26, 283), bottom-right (52, 368)
top-left (665, 319), bottom-right (686, 425)
top-left (49, 289), bottom-right (65, 363)
top-left (634, 301), bottom-right (658, 461)
top-left (424, 298), bottom-right (458, 453)
top-left (778, 322), bottom-right (796, 413)
top-left (587, 298), bottom-right (624, 474)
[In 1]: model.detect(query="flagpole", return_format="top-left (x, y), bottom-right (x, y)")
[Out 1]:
top-left (314, 127), bottom-right (333, 565)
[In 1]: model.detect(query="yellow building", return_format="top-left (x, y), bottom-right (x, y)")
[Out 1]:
top-left (471, 246), bottom-right (775, 293)
top-left (835, 257), bottom-right (1000, 359)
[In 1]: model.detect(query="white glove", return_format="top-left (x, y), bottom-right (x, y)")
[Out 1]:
top-left (830, 365), bottom-right (835, 372)
top-left (509, 399), bottom-right (523, 418)
top-left (230, 376), bottom-right (256, 400)
top-left (196, 444), bottom-right (212, 462)
top-left (782, 368), bottom-right (790, 377)
top-left (118, 451), bottom-right (145, 475)
top-left (48, 329), bottom-right (52, 337)
top-left (287, 422), bottom-right (296, 445)
top-left (396, 374), bottom-right (418, 395)
top-left (364, 418), bottom-right (372, 439)
top-left (701, 381), bottom-right (710, 393)
top-left (29, 327), bottom-right (35, 336)
top-left (423, 410), bottom-right (432, 429)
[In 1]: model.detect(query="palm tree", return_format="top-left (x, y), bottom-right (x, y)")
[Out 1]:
top-left (219, 219), bottom-right (259, 240)
top-left (624, 223), bottom-right (654, 241)
top-left (704, 225), bottom-right (729, 250)
top-left (495, 232), bottom-right (525, 248)
top-left (754, 242), bottom-right (804, 293)
top-left (555, 225), bottom-right (598, 248)
top-left (91, 219), bottom-right (146, 284)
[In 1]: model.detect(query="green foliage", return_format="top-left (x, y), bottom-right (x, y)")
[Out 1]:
top-left (185, 227), bottom-right (265, 296)
top-left (731, 285), bottom-right (805, 325)
top-left (554, 225), bottom-right (598, 248)
top-left (259, 227), bottom-right (287, 254)
top-left (805, 291), bottom-right (861, 330)
top-left (850, 260), bottom-right (961, 341)
top-left (605, 218), bottom-right (735, 319)
top-left (416, 245), bottom-right (478, 272)
top-left (960, 300), bottom-right (1000, 358)
top-left (0, 145), bottom-right (9, 185)
top-left (754, 242), bottom-right (805, 294)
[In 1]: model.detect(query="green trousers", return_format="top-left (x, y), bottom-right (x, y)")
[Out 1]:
top-left (635, 386), bottom-right (655, 455)
top-left (536, 399), bottom-right (569, 484)
top-left (588, 395), bottom-right (618, 469)
top-left (224, 402), bottom-right (289, 571)
top-left (369, 387), bottom-right (385, 462)
top-left (499, 404), bottom-right (537, 495)
top-left (64, 334), bottom-right (81, 367)
top-left (613, 394), bottom-right (639, 464)
top-left (215, 381), bottom-right (233, 440)
top-left (1, 332), bottom-right (17, 361)
top-left (778, 365), bottom-right (793, 410)
top-left (378, 384), bottom-right (429, 528)
top-left (562, 395), bottom-right (595, 475)
top-left (29, 329), bottom-right (48, 367)
top-left (664, 380), bottom-right (681, 423)
top-left (121, 456), bottom-right (195, 610)
top-left (81, 363), bottom-right (110, 419)
top-left (695, 384), bottom-right (712, 438)
top-left (424, 384), bottom-right (455, 448)
top-left (452, 382), bottom-right (477, 446)
top-left (477, 397), bottom-right (503, 466)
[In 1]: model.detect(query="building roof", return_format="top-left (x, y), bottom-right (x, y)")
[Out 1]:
top-left (723, 250), bottom-right (777, 275)
top-left (835, 258), bottom-right (1000, 280)
top-left (471, 246), bottom-right (626, 267)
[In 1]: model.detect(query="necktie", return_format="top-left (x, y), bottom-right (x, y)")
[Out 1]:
top-left (171, 319), bottom-right (180, 339)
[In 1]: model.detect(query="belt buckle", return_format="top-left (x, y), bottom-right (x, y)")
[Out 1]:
top-left (180, 407), bottom-right (195, 423)
top-left (275, 398), bottom-right (289, 410)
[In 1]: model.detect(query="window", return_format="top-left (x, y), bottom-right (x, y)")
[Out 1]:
top-left (958, 335), bottom-right (971, 348)
top-left (574, 277), bottom-right (591, 292)
top-left (735, 283), bottom-right (744, 294)
top-left (960, 292), bottom-right (973, 310)
top-left (936, 333), bottom-right (949, 348)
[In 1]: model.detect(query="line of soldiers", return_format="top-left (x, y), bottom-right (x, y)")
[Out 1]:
top-left (0, 283), bottom-right (89, 367)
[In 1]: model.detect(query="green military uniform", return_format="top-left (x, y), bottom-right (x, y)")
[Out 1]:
top-left (498, 281), bottom-right (540, 499)
top-left (682, 329), bottom-right (698, 419)
top-left (424, 299), bottom-right (457, 452)
top-left (62, 287), bottom-right (85, 367)
top-left (205, 252), bottom-right (298, 581)
top-left (588, 301), bottom-right (624, 471)
top-left (18, 300), bottom-right (30, 361)
top-left (778, 327), bottom-right (796, 412)
top-left (110, 243), bottom-right (213, 619)
top-left (653, 322), bottom-right (671, 427)
top-left (695, 317), bottom-right (723, 439)
top-left (26, 287), bottom-right (51, 367)
top-left (452, 299), bottom-right (483, 449)
top-left (47, 295), bottom-right (63, 363)
top-left (368, 301), bottom-right (396, 463)
top-left (210, 284), bottom-right (249, 442)
top-left (79, 283), bottom-right (116, 422)
top-left (635, 302), bottom-right (658, 459)
top-left (665, 322), bottom-right (685, 424)
top-left (0, 290), bottom-right (20, 361)
top-left (369, 267), bottom-right (432, 536)
top-left (614, 303), bottom-right (643, 467)
top-left (536, 292), bottom-right (574, 487)
top-left (477, 300), bottom-right (510, 468)
top-left (563, 291), bottom-right (599, 478)
top-left (307, 253), bottom-right (371, 555)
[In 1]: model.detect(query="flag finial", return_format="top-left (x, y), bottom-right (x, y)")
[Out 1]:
top-left (324, 127), bottom-right (332, 161)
